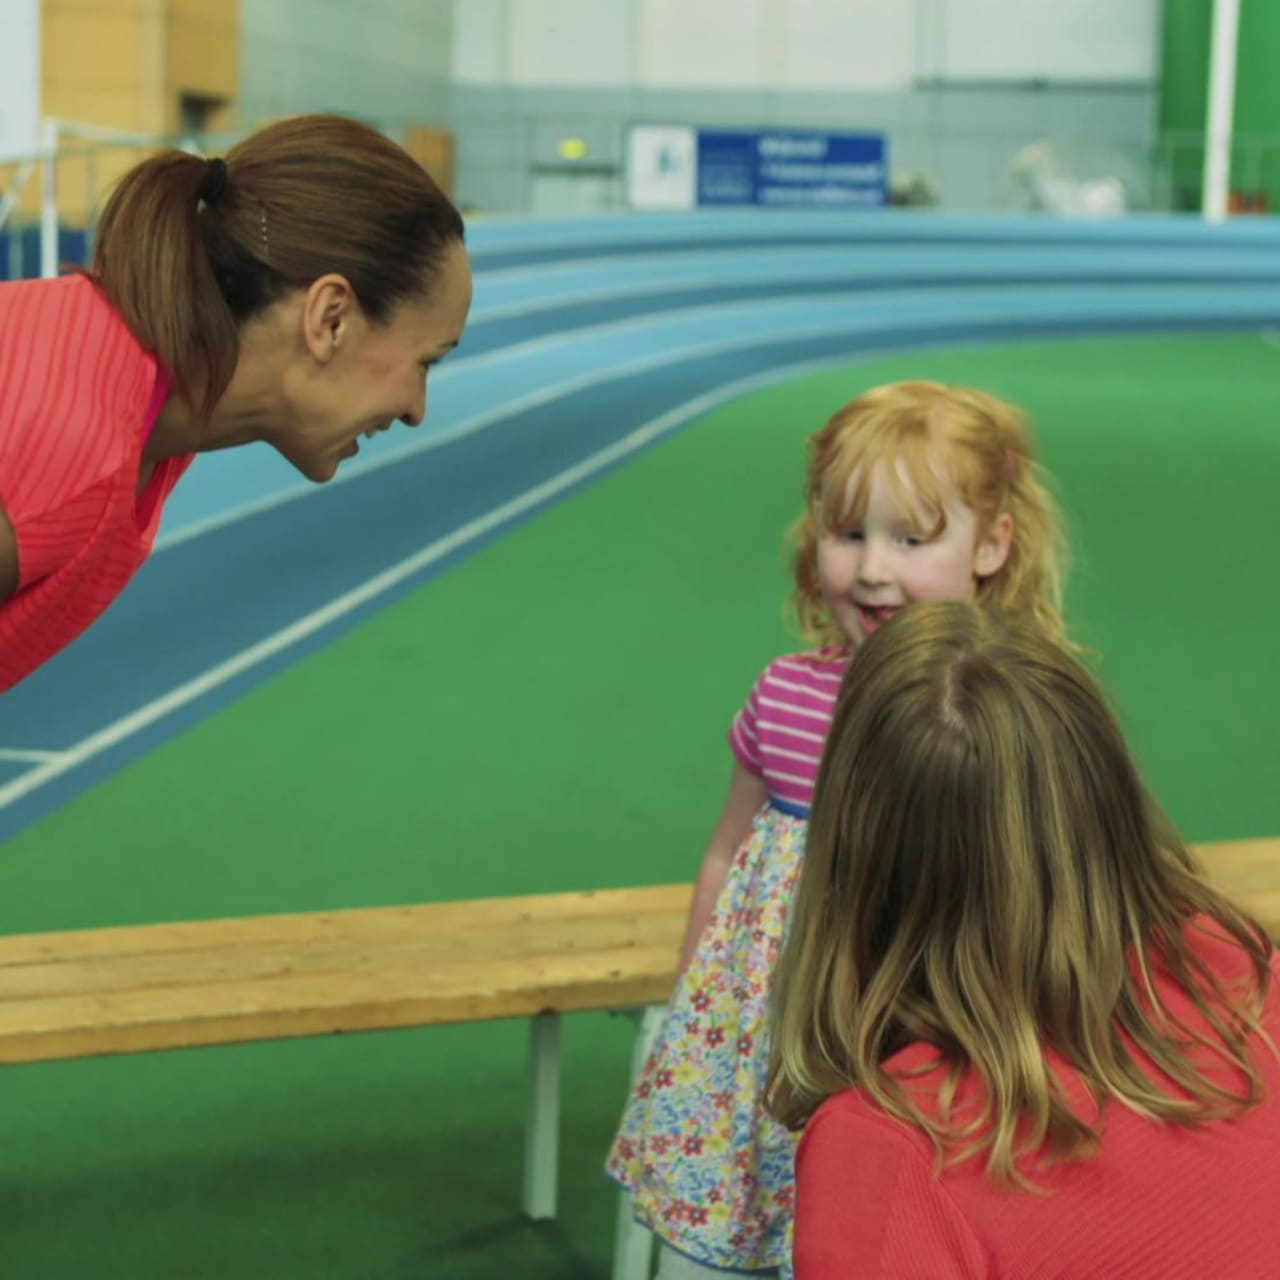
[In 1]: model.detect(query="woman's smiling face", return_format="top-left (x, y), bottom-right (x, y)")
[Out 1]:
top-left (273, 238), bottom-right (472, 483)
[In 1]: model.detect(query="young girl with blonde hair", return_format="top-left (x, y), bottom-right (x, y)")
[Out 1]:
top-left (608, 381), bottom-right (1068, 1276)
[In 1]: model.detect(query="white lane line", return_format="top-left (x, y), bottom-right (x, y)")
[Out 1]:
top-left (0, 352), bottom-right (854, 815)
top-left (467, 247), bottom-right (1280, 324)
top-left (468, 246), bottom-right (858, 320)
top-left (433, 288), bottom-right (852, 379)
top-left (0, 748), bottom-right (69, 764)
top-left (151, 308), bottom-right (860, 553)
top-left (154, 290), bottom-right (1277, 557)
top-left (471, 271), bottom-right (727, 323)
top-left (155, 293), bottom-right (822, 553)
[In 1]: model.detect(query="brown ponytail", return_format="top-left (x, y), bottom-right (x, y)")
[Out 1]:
top-left (92, 115), bottom-right (465, 419)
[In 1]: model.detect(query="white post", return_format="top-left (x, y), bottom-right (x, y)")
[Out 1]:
top-left (611, 1006), bottom-right (665, 1280)
top-left (1202, 0), bottom-right (1242, 222)
top-left (39, 116), bottom-right (58, 278)
top-left (521, 1013), bottom-right (561, 1220)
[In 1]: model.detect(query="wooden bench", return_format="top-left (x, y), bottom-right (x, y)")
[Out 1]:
top-left (0, 838), bottom-right (1275, 1278)
top-left (1198, 837), bottom-right (1280, 938)
top-left (0, 883), bottom-right (690, 1234)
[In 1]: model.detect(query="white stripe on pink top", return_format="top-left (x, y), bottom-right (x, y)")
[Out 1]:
top-left (728, 650), bottom-right (851, 812)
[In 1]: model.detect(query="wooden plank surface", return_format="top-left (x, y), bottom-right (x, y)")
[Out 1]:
top-left (0, 839), bottom-right (1275, 1066)
top-left (1196, 838), bottom-right (1280, 940)
top-left (0, 885), bottom-right (694, 1064)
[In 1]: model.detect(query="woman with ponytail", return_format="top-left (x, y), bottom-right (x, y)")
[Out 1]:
top-left (0, 114), bottom-right (470, 690)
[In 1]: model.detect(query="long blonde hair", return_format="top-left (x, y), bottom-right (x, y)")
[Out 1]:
top-left (769, 602), bottom-right (1273, 1186)
top-left (791, 382), bottom-right (1066, 646)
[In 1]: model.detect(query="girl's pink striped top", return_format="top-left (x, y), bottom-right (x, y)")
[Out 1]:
top-left (0, 274), bottom-right (194, 691)
top-left (728, 650), bottom-right (851, 815)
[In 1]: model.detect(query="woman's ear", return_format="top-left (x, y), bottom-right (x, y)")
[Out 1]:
top-left (301, 274), bottom-right (355, 363)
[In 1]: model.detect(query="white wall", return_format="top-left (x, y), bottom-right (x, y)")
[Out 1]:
top-left (0, 0), bottom-right (41, 162)
top-left (451, 0), bottom-right (1159, 90)
top-left (509, 0), bottom-right (632, 86)
top-left (925, 0), bottom-right (1160, 82)
top-left (780, 0), bottom-right (916, 92)
top-left (635, 0), bottom-right (773, 88)
top-left (239, 0), bottom-right (453, 126)
top-left (452, 0), bottom-right (509, 85)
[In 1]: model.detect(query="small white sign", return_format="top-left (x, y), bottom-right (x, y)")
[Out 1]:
top-left (625, 125), bottom-right (697, 211)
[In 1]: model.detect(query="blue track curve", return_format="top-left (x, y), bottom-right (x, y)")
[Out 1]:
top-left (3, 210), bottom-right (1280, 841)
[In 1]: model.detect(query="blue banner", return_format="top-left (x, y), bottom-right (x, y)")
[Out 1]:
top-left (696, 129), bottom-right (887, 208)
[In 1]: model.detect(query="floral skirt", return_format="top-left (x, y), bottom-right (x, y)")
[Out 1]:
top-left (606, 802), bottom-right (806, 1272)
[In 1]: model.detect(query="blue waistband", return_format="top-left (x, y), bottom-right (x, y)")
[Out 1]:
top-left (767, 795), bottom-right (810, 819)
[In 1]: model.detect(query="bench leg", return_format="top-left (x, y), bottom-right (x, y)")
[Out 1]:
top-left (522, 1012), bottom-right (561, 1220)
top-left (612, 1005), bottom-right (665, 1280)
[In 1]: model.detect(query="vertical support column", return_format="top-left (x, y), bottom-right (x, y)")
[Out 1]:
top-left (39, 117), bottom-right (59, 279)
top-left (1203, 0), bottom-right (1242, 222)
top-left (521, 1012), bottom-right (561, 1220)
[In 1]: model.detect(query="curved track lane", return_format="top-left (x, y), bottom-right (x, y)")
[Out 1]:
top-left (4, 211), bottom-right (1279, 839)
